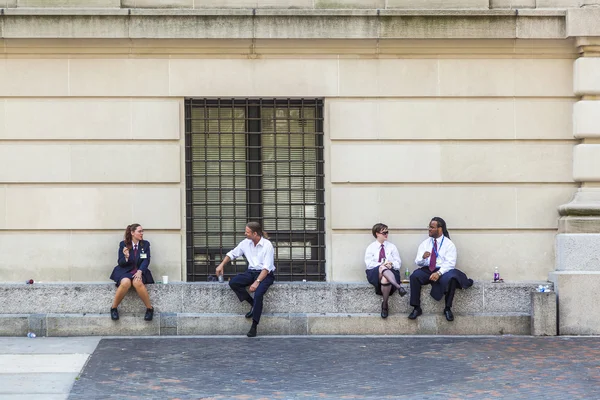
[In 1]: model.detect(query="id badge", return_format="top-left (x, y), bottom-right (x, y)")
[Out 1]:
top-left (140, 253), bottom-right (148, 259)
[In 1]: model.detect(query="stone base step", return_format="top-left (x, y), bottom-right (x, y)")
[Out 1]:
top-left (1, 312), bottom-right (531, 337)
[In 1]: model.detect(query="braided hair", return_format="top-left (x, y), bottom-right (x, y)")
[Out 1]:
top-left (431, 217), bottom-right (450, 239)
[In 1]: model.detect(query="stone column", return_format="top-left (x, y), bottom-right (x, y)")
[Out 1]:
top-left (552, 12), bottom-right (600, 334)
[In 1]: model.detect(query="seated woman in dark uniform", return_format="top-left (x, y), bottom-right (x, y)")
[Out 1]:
top-left (365, 223), bottom-right (407, 318)
top-left (109, 223), bottom-right (155, 321)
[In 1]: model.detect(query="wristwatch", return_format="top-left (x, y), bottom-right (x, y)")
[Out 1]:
top-left (256, 278), bottom-right (262, 283)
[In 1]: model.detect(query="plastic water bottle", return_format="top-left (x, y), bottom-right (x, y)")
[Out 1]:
top-left (537, 285), bottom-right (546, 292)
top-left (493, 267), bottom-right (500, 282)
top-left (218, 274), bottom-right (224, 283)
top-left (404, 267), bottom-right (410, 282)
top-left (27, 332), bottom-right (36, 338)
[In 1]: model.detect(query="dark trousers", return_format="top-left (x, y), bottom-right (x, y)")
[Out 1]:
top-left (229, 269), bottom-right (275, 324)
top-left (410, 267), bottom-right (458, 309)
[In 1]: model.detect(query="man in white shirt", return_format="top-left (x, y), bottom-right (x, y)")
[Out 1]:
top-left (216, 222), bottom-right (275, 337)
top-left (408, 217), bottom-right (473, 322)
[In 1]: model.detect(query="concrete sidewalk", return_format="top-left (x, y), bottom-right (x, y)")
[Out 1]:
top-left (0, 337), bottom-right (100, 400)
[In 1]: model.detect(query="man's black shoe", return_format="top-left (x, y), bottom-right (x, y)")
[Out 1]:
top-left (245, 308), bottom-right (254, 319)
top-left (408, 308), bottom-right (422, 320)
top-left (144, 307), bottom-right (154, 321)
top-left (444, 309), bottom-right (454, 322)
top-left (398, 286), bottom-right (407, 297)
top-left (110, 308), bottom-right (119, 321)
top-left (247, 325), bottom-right (257, 337)
top-left (381, 303), bottom-right (389, 319)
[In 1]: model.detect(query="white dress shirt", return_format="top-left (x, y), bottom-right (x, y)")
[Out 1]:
top-left (365, 240), bottom-right (402, 270)
top-left (414, 235), bottom-right (457, 275)
top-left (226, 237), bottom-right (276, 272)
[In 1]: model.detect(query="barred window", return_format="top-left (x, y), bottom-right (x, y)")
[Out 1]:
top-left (185, 99), bottom-right (325, 282)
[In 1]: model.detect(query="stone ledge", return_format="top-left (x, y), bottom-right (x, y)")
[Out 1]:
top-left (0, 9), bottom-right (568, 16)
top-left (0, 315), bottom-right (29, 336)
top-left (531, 291), bottom-right (557, 336)
top-left (0, 0), bottom-right (595, 9)
top-left (0, 281), bottom-right (551, 315)
top-left (46, 313), bottom-right (161, 336)
top-left (567, 8), bottom-right (600, 37)
top-left (0, 312), bottom-right (531, 336)
top-left (307, 312), bottom-right (530, 335)
top-left (0, 11), bottom-right (567, 39)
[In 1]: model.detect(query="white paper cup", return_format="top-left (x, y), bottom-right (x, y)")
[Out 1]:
top-left (162, 275), bottom-right (169, 284)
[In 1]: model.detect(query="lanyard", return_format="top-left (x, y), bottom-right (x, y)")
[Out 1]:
top-left (432, 236), bottom-right (444, 258)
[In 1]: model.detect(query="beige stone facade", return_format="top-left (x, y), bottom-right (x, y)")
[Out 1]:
top-left (0, 2), bottom-right (597, 307)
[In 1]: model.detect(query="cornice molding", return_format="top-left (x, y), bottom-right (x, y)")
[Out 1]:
top-left (0, 8), bottom-right (571, 39)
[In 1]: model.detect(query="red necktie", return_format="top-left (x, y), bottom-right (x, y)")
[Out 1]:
top-left (134, 244), bottom-right (138, 258)
top-left (378, 244), bottom-right (385, 262)
top-left (429, 239), bottom-right (437, 272)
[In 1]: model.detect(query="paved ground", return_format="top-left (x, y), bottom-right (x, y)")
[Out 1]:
top-left (67, 336), bottom-right (600, 400)
top-left (0, 337), bottom-right (100, 400)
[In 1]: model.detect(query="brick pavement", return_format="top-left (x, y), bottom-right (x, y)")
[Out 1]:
top-left (69, 336), bottom-right (600, 399)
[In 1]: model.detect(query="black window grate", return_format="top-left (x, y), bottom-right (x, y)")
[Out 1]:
top-left (185, 98), bottom-right (326, 282)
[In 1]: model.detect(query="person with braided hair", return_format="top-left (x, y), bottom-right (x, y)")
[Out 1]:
top-left (408, 217), bottom-right (473, 322)
top-left (109, 223), bottom-right (155, 321)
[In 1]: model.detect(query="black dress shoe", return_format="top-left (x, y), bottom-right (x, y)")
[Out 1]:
top-left (144, 307), bottom-right (154, 321)
top-left (110, 308), bottom-right (119, 321)
top-left (245, 307), bottom-right (254, 319)
top-left (381, 303), bottom-right (389, 319)
top-left (247, 325), bottom-right (257, 337)
top-left (397, 286), bottom-right (407, 297)
top-left (444, 309), bottom-right (454, 322)
top-left (408, 308), bottom-right (422, 320)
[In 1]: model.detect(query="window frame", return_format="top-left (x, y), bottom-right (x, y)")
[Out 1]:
top-left (184, 98), bottom-right (326, 282)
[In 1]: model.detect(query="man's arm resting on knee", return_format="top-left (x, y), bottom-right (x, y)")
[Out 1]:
top-left (249, 269), bottom-right (270, 292)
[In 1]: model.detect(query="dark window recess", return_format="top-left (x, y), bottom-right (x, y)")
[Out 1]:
top-left (185, 98), bottom-right (325, 282)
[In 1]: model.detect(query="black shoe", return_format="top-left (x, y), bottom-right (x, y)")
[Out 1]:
top-left (398, 286), bottom-right (407, 297)
top-left (110, 308), bottom-right (119, 321)
top-left (247, 325), bottom-right (257, 337)
top-left (245, 307), bottom-right (254, 319)
top-left (408, 308), bottom-right (422, 320)
top-left (381, 303), bottom-right (389, 319)
top-left (144, 307), bottom-right (154, 321)
top-left (444, 309), bottom-right (454, 322)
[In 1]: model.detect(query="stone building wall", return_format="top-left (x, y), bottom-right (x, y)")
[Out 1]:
top-left (0, 4), bottom-right (595, 285)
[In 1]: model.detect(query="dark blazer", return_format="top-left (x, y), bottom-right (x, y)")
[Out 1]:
top-left (430, 268), bottom-right (473, 301)
top-left (109, 240), bottom-right (155, 284)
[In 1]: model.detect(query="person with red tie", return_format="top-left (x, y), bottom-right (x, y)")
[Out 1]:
top-left (365, 223), bottom-right (407, 319)
top-left (109, 223), bottom-right (155, 321)
top-left (408, 217), bottom-right (473, 322)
